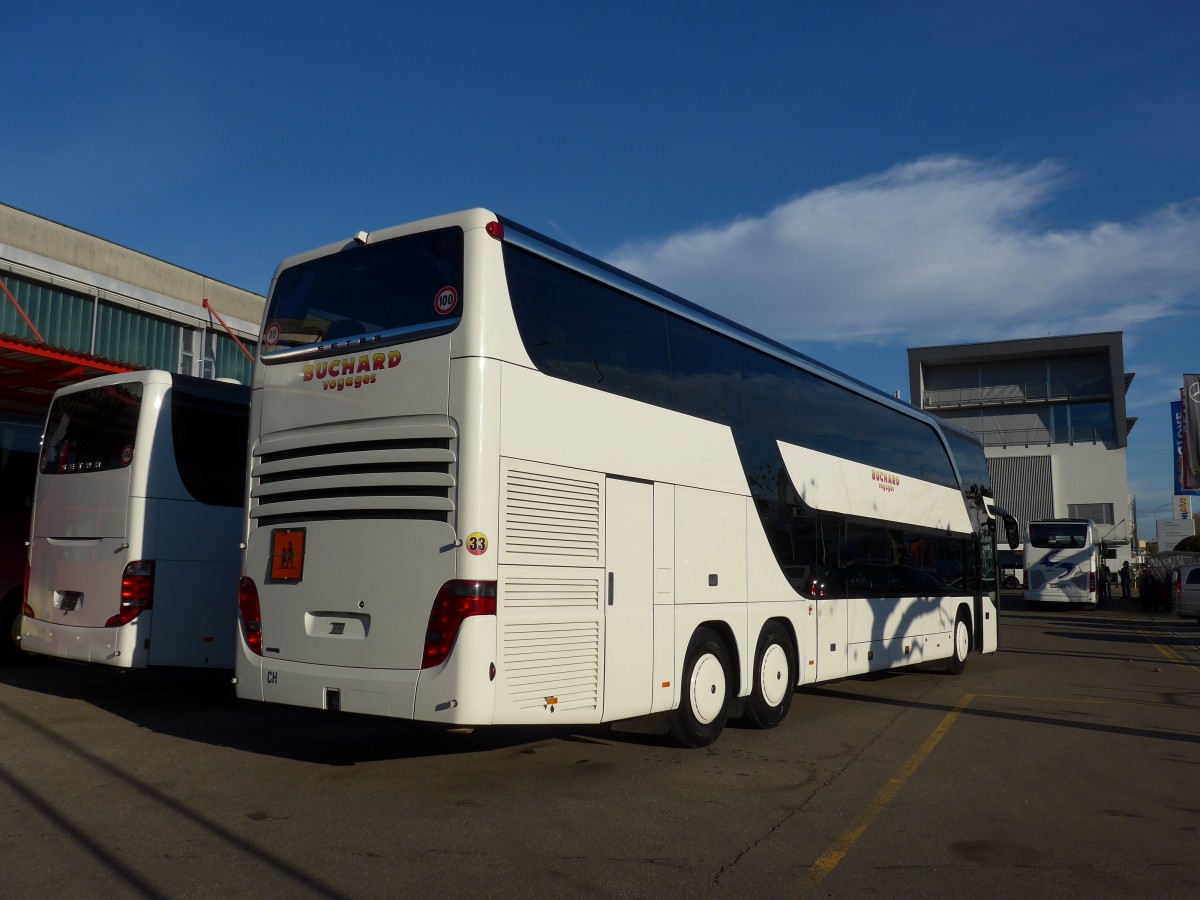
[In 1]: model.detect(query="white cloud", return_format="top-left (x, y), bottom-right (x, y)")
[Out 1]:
top-left (606, 155), bottom-right (1200, 346)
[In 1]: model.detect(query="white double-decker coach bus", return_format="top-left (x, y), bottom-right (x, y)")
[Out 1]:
top-left (235, 209), bottom-right (1016, 746)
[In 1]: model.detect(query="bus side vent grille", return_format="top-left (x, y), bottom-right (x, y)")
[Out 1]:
top-left (502, 468), bottom-right (601, 563)
top-left (501, 620), bottom-right (600, 711)
top-left (249, 423), bottom-right (456, 525)
top-left (502, 577), bottom-right (601, 609)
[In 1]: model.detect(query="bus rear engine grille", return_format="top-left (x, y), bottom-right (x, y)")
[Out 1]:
top-left (250, 425), bottom-right (456, 525)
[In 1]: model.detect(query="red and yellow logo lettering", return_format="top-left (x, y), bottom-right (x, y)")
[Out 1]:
top-left (302, 350), bottom-right (402, 391)
top-left (871, 469), bottom-right (900, 493)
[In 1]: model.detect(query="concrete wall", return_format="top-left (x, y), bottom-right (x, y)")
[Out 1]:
top-left (0, 202), bottom-right (262, 336)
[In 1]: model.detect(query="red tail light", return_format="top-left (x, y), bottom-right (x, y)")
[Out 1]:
top-left (238, 576), bottom-right (263, 656)
top-left (105, 561), bottom-right (155, 627)
top-left (22, 564), bottom-right (33, 619)
top-left (422, 580), bottom-right (497, 669)
top-left (1089, 571), bottom-right (1096, 594)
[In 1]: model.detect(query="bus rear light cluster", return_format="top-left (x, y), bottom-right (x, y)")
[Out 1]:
top-left (238, 577), bottom-right (263, 656)
top-left (22, 565), bottom-right (33, 620)
top-left (1089, 571), bottom-right (1096, 594)
top-left (422, 580), bottom-right (497, 669)
top-left (105, 560), bottom-right (155, 628)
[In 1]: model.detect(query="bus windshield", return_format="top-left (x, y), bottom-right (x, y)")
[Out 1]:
top-left (262, 226), bottom-right (464, 352)
top-left (39, 382), bottom-right (142, 474)
top-left (1028, 522), bottom-right (1089, 549)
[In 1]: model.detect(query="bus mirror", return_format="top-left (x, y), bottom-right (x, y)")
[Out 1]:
top-left (1003, 515), bottom-right (1020, 549)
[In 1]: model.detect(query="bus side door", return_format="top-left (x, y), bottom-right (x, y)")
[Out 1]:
top-left (603, 477), bottom-right (654, 721)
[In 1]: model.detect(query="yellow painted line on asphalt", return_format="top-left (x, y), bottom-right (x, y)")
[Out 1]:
top-left (1137, 629), bottom-right (1200, 672)
top-left (801, 693), bottom-right (974, 895)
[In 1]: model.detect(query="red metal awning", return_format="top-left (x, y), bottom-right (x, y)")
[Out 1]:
top-left (0, 332), bottom-right (137, 417)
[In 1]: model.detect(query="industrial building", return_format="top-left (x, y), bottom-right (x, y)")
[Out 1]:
top-left (1, 202), bottom-right (262, 415)
top-left (909, 332), bottom-right (1136, 567)
top-left (0, 202), bottom-right (263, 659)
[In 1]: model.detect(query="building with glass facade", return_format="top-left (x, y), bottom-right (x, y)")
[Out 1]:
top-left (908, 332), bottom-right (1136, 566)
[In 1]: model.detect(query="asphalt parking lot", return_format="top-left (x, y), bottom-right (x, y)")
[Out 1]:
top-left (2, 591), bottom-right (1198, 899)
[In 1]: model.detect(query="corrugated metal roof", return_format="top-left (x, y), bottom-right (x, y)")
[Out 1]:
top-left (0, 332), bottom-right (137, 416)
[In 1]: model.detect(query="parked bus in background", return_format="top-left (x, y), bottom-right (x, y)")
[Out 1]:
top-left (22, 371), bottom-right (250, 668)
top-left (235, 209), bottom-right (1017, 747)
top-left (0, 412), bottom-right (43, 662)
top-left (1023, 519), bottom-right (1099, 608)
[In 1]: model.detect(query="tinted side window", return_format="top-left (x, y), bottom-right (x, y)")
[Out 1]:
top-left (506, 246), bottom-right (671, 407)
top-left (667, 317), bottom-right (742, 425)
top-left (739, 346), bottom-right (800, 442)
top-left (945, 430), bottom-right (990, 494)
top-left (172, 383), bottom-right (251, 506)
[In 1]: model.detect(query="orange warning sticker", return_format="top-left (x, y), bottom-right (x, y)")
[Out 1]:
top-left (270, 528), bottom-right (305, 581)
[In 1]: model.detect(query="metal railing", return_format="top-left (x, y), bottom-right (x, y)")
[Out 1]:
top-left (923, 382), bottom-right (1111, 409)
top-left (976, 425), bottom-right (1115, 448)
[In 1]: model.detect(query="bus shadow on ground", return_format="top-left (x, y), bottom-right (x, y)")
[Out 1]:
top-left (0, 655), bottom-right (665, 763)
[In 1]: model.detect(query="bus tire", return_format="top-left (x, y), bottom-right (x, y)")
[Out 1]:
top-left (946, 608), bottom-right (970, 675)
top-left (669, 627), bottom-right (731, 748)
top-left (742, 621), bottom-right (795, 729)
top-left (0, 590), bottom-right (22, 664)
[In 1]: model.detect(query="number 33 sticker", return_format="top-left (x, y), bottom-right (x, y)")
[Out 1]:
top-left (466, 532), bottom-right (488, 555)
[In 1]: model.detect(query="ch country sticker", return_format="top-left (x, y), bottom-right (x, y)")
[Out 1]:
top-left (871, 469), bottom-right (900, 493)
top-left (302, 350), bottom-right (401, 391)
top-left (466, 532), bottom-right (489, 556)
top-left (434, 285), bottom-right (459, 316)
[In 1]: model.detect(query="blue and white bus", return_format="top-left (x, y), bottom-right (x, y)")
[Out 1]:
top-left (1023, 518), bottom-right (1099, 608)
top-left (235, 209), bottom-right (1015, 746)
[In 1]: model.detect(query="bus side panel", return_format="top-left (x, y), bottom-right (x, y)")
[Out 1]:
top-left (651, 483), bottom-right (676, 713)
top-left (674, 487), bottom-right (748, 697)
top-left (497, 365), bottom-right (747, 496)
top-left (675, 487), bottom-right (746, 608)
top-left (147, 560), bottom-right (238, 668)
top-left (145, 499), bottom-right (242, 668)
top-left (846, 596), bottom-right (956, 673)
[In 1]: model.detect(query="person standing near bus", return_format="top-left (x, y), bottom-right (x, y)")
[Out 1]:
top-left (1120, 561), bottom-right (1133, 601)
top-left (1098, 561), bottom-right (1111, 600)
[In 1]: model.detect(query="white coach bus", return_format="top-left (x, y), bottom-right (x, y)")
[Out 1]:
top-left (22, 371), bottom-right (250, 668)
top-left (235, 209), bottom-right (1016, 746)
top-left (1023, 518), bottom-right (1100, 608)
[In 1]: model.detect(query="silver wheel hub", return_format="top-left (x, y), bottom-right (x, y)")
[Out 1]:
top-left (758, 643), bottom-right (789, 708)
top-left (689, 652), bottom-right (727, 725)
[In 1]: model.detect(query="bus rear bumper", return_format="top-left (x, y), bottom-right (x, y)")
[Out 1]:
top-left (19, 615), bottom-right (146, 668)
top-left (233, 617), bottom-right (497, 724)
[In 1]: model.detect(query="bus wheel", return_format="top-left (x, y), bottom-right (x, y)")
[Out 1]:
top-left (669, 628), bottom-right (731, 748)
top-left (946, 608), bottom-right (970, 675)
top-left (742, 621), bottom-right (795, 729)
top-left (0, 591), bottom-right (22, 664)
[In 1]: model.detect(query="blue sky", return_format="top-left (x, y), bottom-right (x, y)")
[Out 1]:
top-left (3, 1), bottom-right (1198, 541)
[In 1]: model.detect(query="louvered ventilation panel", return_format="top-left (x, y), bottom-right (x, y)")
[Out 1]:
top-left (500, 461), bottom-right (603, 566)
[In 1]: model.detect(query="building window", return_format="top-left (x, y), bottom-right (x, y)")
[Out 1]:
top-left (1068, 503), bottom-right (1114, 525)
